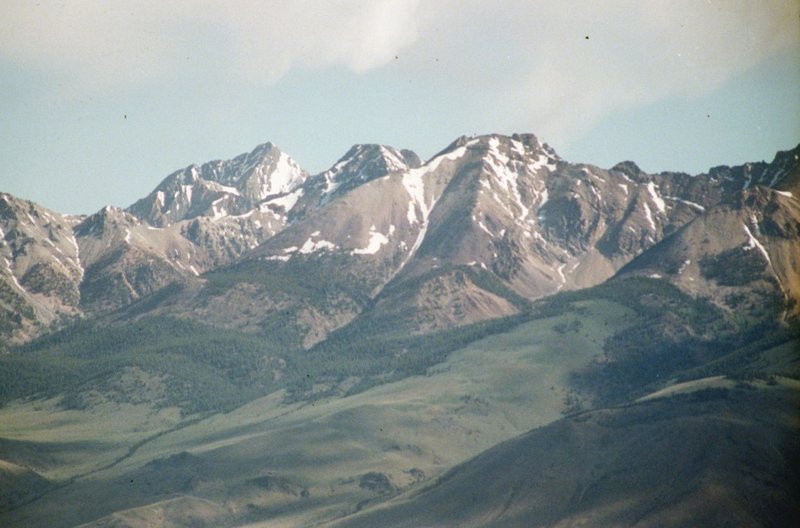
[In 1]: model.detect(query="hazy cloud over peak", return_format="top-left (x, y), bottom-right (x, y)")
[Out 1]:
top-left (2, 0), bottom-right (796, 144)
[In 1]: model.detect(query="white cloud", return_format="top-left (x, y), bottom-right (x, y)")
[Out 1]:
top-left (1, 0), bottom-right (796, 143)
top-left (418, 0), bottom-right (799, 145)
top-left (0, 0), bottom-right (424, 89)
top-left (201, 0), bottom-right (423, 81)
top-left (0, 1), bottom-right (180, 89)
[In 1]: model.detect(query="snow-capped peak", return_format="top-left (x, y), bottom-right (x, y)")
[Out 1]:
top-left (215, 142), bottom-right (308, 201)
top-left (127, 142), bottom-right (309, 225)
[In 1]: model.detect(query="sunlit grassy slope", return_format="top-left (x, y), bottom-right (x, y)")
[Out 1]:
top-left (1, 277), bottom-right (796, 527)
top-left (330, 380), bottom-right (800, 528)
top-left (0, 299), bottom-right (629, 527)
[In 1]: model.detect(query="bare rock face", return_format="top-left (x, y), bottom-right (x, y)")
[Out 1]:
top-left (0, 194), bottom-right (83, 343)
top-left (617, 184), bottom-right (800, 320)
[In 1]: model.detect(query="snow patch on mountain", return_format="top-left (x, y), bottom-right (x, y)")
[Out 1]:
top-left (510, 138), bottom-right (526, 158)
top-left (209, 198), bottom-right (228, 221)
top-left (299, 236), bottom-right (338, 255)
top-left (583, 168), bottom-right (606, 183)
top-left (263, 152), bottom-right (306, 199)
top-left (263, 188), bottom-right (304, 212)
top-left (2, 257), bottom-right (25, 293)
top-left (477, 218), bottom-right (494, 237)
top-left (528, 154), bottom-right (557, 173)
top-left (485, 138), bottom-right (530, 220)
top-left (742, 223), bottom-right (771, 265)
top-left (555, 262), bottom-right (567, 291)
top-left (646, 182), bottom-right (666, 214)
top-left (67, 235), bottom-right (84, 280)
top-left (768, 168), bottom-right (789, 187)
top-left (424, 138), bottom-right (478, 174)
top-left (665, 196), bottom-right (705, 212)
top-left (400, 141), bottom-right (470, 266)
top-left (642, 202), bottom-right (656, 231)
top-left (352, 225), bottom-right (390, 255)
top-left (539, 188), bottom-right (549, 207)
top-left (205, 181), bottom-right (241, 196)
top-left (379, 146), bottom-right (408, 173)
top-left (402, 170), bottom-right (432, 226)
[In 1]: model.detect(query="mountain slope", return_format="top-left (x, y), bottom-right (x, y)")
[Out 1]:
top-left (0, 194), bottom-right (83, 343)
top-left (0, 459), bottom-right (51, 513)
top-left (617, 184), bottom-right (800, 321)
top-left (333, 383), bottom-right (800, 528)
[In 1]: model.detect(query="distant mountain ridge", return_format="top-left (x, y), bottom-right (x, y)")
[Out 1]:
top-left (0, 134), bottom-right (798, 345)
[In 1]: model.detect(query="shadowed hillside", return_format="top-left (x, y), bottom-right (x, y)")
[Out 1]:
top-left (333, 382), bottom-right (800, 528)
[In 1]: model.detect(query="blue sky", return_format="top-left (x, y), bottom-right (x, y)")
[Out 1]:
top-left (1, 0), bottom-right (798, 214)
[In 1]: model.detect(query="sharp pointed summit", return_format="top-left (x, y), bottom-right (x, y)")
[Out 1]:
top-left (127, 142), bottom-right (308, 226)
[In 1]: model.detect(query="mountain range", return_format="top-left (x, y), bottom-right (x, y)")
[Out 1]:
top-left (0, 133), bottom-right (798, 527)
top-left (2, 134), bottom-right (797, 345)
